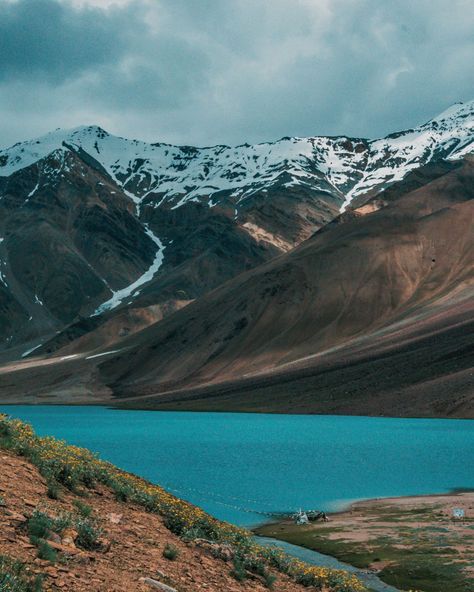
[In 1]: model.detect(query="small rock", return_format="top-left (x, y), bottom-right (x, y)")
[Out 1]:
top-left (63, 527), bottom-right (78, 540)
top-left (48, 532), bottom-right (62, 544)
top-left (44, 566), bottom-right (58, 578)
top-left (7, 511), bottom-right (27, 523)
top-left (108, 512), bottom-right (123, 524)
top-left (47, 541), bottom-right (80, 555)
top-left (19, 541), bottom-right (36, 549)
top-left (33, 558), bottom-right (50, 567)
top-left (194, 539), bottom-right (234, 561)
top-left (97, 537), bottom-right (111, 552)
top-left (139, 577), bottom-right (177, 592)
top-left (61, 528), bottom-right (78, 547)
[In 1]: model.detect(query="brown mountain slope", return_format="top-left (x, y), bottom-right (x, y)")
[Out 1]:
top-left (22, 160), bottom-right (454, 362)
top-left (0, 149), bottom-right (158, 357)
top-left (0, 148), bottom-right (280, 361)
top-left (0, 157), bottom-right (472, 417)
top-left (112, 294), bottom-right (473, 417)
top-left (94, 157), bottom-right (473, 406)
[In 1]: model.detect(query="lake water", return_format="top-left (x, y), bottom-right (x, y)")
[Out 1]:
top-left (2, 406), bottom-right (473, 528)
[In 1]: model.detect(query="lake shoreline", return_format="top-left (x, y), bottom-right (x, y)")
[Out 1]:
top-left (1, 414), bottom-right (368, 592)
top-left (3, 405), bottom-right (473, 591)
top-left (1, 400), bottom-right (474, 422)
top-left (254, 490), bottom-right (474, 592)
top-left (255, 535), bottom-right (401, 592)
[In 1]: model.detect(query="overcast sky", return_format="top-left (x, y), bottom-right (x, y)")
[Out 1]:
top-left (1, 0), bottom-right (473, 148)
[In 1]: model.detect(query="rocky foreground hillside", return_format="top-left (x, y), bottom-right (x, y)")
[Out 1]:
top-left (0, 415), bottom-right (365, 592)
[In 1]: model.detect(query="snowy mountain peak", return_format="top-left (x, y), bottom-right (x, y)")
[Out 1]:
top-left (424, 99), bottom-right (474, 125)
top-left (1, 101), bottom-right (473, 212)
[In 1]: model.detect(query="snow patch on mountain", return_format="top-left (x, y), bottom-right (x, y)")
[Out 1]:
top-left (27, 182), bottom-right (39, 199)
top-left (0, 238), bottom-right (7, 288)
top-left (21, 343), bottom-right (43, 358)
top-left (92, 224), bottom-right (165, 316)
top-left (339, 100), bottom-right (474, 210)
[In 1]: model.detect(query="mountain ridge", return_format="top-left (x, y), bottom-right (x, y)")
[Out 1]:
top-left (2, 100), bottom-right (473, 214)
top-left (0, 153), bottom-right (472, 416)
top-left (0, 102), bottom-right (472, 418)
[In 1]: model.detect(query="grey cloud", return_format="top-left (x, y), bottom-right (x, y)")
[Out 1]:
top-left (0, 0), bottom-right (139, 82)
top-left (0, 0), bottom-right (472, 148)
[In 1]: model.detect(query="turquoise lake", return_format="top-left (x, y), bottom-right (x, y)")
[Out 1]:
top-left (1, 406), bottom-right (473, 527)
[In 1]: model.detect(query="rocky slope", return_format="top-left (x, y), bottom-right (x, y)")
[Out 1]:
top-left (3, 454), bottom-right (305, 592)
top-left (0, 101), bottom-right (472, 360)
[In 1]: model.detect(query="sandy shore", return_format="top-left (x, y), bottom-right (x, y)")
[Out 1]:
top-left (255, 491), bottom-right (474, 592)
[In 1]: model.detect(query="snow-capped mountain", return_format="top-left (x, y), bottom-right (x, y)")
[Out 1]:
top-left (1, 100), bottom-right (473, 213)
top-left (0, 101), bottom-right (472, 360)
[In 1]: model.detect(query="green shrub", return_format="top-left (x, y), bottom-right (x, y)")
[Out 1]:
top-left (43, 461), bottom-right (78, 491)
top-left (232, 552), bottom-right (276, 588)
top-left (36, 541), bottom-right (56, 564)
top-left (162, 543), bottom-right (179, 561)
top-left (27, 510), bottom-right (70, 541)
top-left (266, 547), bottom-right (293, 574)
top-left (130, 490), bottom-right (160, 512)
top-left (0, 555), bottom-right (43, 592)
top-left (181, 526), bottom-right (213, 542)
top-left (75, 518), bottom-right (102, 550)
top-left (163, 513), bottom-right (188, 536)
top-left (27, 511), bottom-right (53, 540)
top-left (263, 571), bottom-right (277, 589)
top-left (164, 513), bottom-right (220, 541)
top-left (52, 514), bottom-right (70, 533)
top-left (230, 556), bottom-right (247, 582)
top-left (73, 499), bottom-right (93, 518)
top-left (46, 480), bottom-right (60, 500)
top-left (110, 479), bottom-right (134, 502)
top-left (0, 423), bottom-right (14, 450)
top-left (243, 554), bottom-right (267, 576)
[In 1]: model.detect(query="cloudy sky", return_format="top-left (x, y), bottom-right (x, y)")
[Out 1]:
top-left (1, 0), bottom-right (473, 148)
